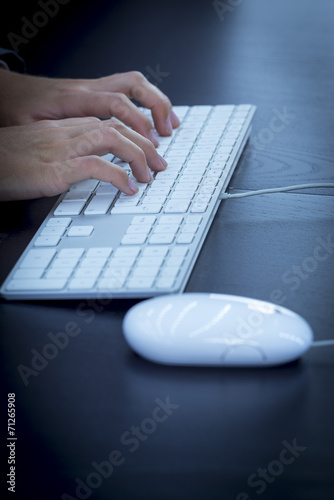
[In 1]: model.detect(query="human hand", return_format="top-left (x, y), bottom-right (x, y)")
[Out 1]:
top-left (0, 69), bottom-right (180, 145)
top-left (0, 117), bottom-right (168, 201)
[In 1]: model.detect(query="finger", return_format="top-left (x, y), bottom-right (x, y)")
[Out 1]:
top-left (89, 72), bottom-right (180, 136)
top-left (60, 156), bottom-right (139, 195)
top-left (67, 126), bottom-right (159, 183)
top-left (30, 117), bottom-right (101, 138)
top-left (60, 90), bottom-right (160, 146)
top-left (105, 119), bottom-right (168, 172)
top-left (51, 117), bottom-right (101, 127)
top-left (170, 109), bottom-right (181, 128)
top-left (60, 119), bottom-right (167, 172)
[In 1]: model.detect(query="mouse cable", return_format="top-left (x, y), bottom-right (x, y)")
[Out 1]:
top-left (219, 183), bottom-right (334, 200)
top-left (312, 339), bottom-right (334, 347)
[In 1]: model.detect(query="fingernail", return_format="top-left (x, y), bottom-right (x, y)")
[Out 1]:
top-left (146, 167), bottom-right (153, 182)
top-left (170, 109), bottom-right (181, 127)
top-left (158, 154), bottom-right (168, 168)
top-left (128, 178), bottom-right (139, 194)
top-left (149, 129), bottom-right (159, 147)
top-left (165, 116), bottom-right (173, 135)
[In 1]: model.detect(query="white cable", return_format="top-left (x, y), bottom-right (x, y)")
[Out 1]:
top-left (312, 340), bottom-right (334, 347)
top-left (219, 183), bottom-right (334, 200)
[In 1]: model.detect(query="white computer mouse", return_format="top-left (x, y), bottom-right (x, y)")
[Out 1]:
top-left (122, 293), bottom-right (314, 367)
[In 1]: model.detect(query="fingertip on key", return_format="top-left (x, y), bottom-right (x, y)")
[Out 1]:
top-left (158, 154), bottom-right (168, 169)
top-left (149, 129), bottom-right (159, 147)
top-left (128, 178), bottom-right (139, 194)
top-left (170, 109), bottom-right (181, 127)
top-left (165, 116), bottom-right (173, 135)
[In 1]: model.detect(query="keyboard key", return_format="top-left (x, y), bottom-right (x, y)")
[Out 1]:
top-left (14, 268), bottom-right (44, 279)
top-left (159, 266), bottom-right (180, 279)
top-left (181, 224), bottom-right (198, 234)
top-left (84, 194), bottom-right (115, 215)
top-left (206, 169), bottom-right (222, 178)
top-left (147, 186), bottom-right (171, 195)
top-left (46, 268), bottom-right (73, 279)
top-left (142, 246), bottom-right (169, 258)
top-left (52, 249), bottom-right (84, 269)
top-left (106, 256), bottom-right (136, 268)
top-left (20, 249), bottom-right (56, 269)
top-left (46, 217), bottom-right (72, 227)
top-left (153, 224), bottom-right (179, 234)
top-left (177, 233), bottom-right (195, 244)
top-left (86, 247), bottom-right (113, 258)
top-left (54, 200), bottom-right (86, 216)
top-left (34, 236), bottom-right (61, 247)
top-left (149, 233), bottom-right (175, 244)
top-left (103, 268), bottom-right (130, 279)
top-left (185, 166), bottom-right (207, 175)
top-left (188, 106), bottom-right (211, 117)
top-left (95, 185), bottom-right (119, 195)
top-left (118, 191), bottom-right (142, 199)
top-left (115, 195), bottom-right (140, 206)
top-left (173, 181), bottom-right (198, 192)
top-left (63, 190), bottom-right (91, 202)
top-left (74, 268), bottom-right (102, 279)
top-left (186, 159), bottom-right (207, 167)
top-left (164, 200), bottom-right (191, 213)
top-left (127, 276), bottom-right (155, 289)
top-left (67, 226), bottom-right (94, 237)
top-left (126, 224), bottom-right (152, 235)
top-left (40, 227), bottom-right (66, 237)
top-left (131, 266), bottom-right (160, 278)
top-left (68, 278), bottom-right (96, 290)
top-left (153, 178), bottom-right (175, 187)
top-left (51, 258), bottom-right (80, 269)
top-left (114, 247), bottom-right (141, 258)
top-left (170, 247), bottom-right (189, 257)
top-left (170, 190), bottom-right (195, 200)
top-left (137, 256), bottom-right (165, 267)
top-left (198, 186), bottom-right (216, 195)
top-left (79, 257), bottom-right (107, 268)
top-left (166, 255), bottom-right (185, 267)
top-left (158, 215), bottom-right (183, 225)
top-left (121, 234), bottom-right (148, 245)
top-left (131, 215), bottom-right (157, 225)
top-left (143, 195), bottom-right (167, 205)
top-left (202, 178), bottom-right (218, 188)
top-left (195, 195), bottom-right (212, 205)
top-left (97, 277), bottom-right (126, 289)
top-left (215, 151), bottom-right (232, 158)
top-left (111, 204), bottom-right (162, 214)
top-left (190, 202), bottom-right (208, 213)
top-left (69, 180), bottom-right (99, 191)
top-left (7, 278), bottom-right (66, 291)
top-left (58, 248), bottom-right (84, 259)
top-left (156, 277), bottom-right (176, 289)
top-left (186, 214), bottom-right (202, 224)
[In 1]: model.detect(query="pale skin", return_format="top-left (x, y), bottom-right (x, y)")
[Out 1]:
top-left (0, 69), bottom-right (180, 201)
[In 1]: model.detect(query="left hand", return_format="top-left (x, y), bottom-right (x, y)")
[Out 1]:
top-left (0, 69), bottom-right (180, 144)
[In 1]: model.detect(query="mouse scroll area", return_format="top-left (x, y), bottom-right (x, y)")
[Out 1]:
top-left (218, 341), bottom-right (268, 366)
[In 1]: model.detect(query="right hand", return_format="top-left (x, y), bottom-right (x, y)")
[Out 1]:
top-left (0, 117), bottom-right (168, 201)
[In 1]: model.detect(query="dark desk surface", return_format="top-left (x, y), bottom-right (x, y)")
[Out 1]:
top-left (1, 1), bottom-right (334, 499)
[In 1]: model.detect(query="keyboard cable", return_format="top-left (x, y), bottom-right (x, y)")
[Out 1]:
top-left (219, 183), bottom-right (334, 200)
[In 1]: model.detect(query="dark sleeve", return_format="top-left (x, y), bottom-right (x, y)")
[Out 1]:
top-left (0, 48), bottom-right (26, 73)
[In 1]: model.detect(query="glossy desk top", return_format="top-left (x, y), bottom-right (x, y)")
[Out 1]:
top-left (0, 1), bottom-right (333, 499)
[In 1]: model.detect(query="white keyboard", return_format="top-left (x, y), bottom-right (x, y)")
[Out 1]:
top-left (1, 104), bottom-right (256, 300)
